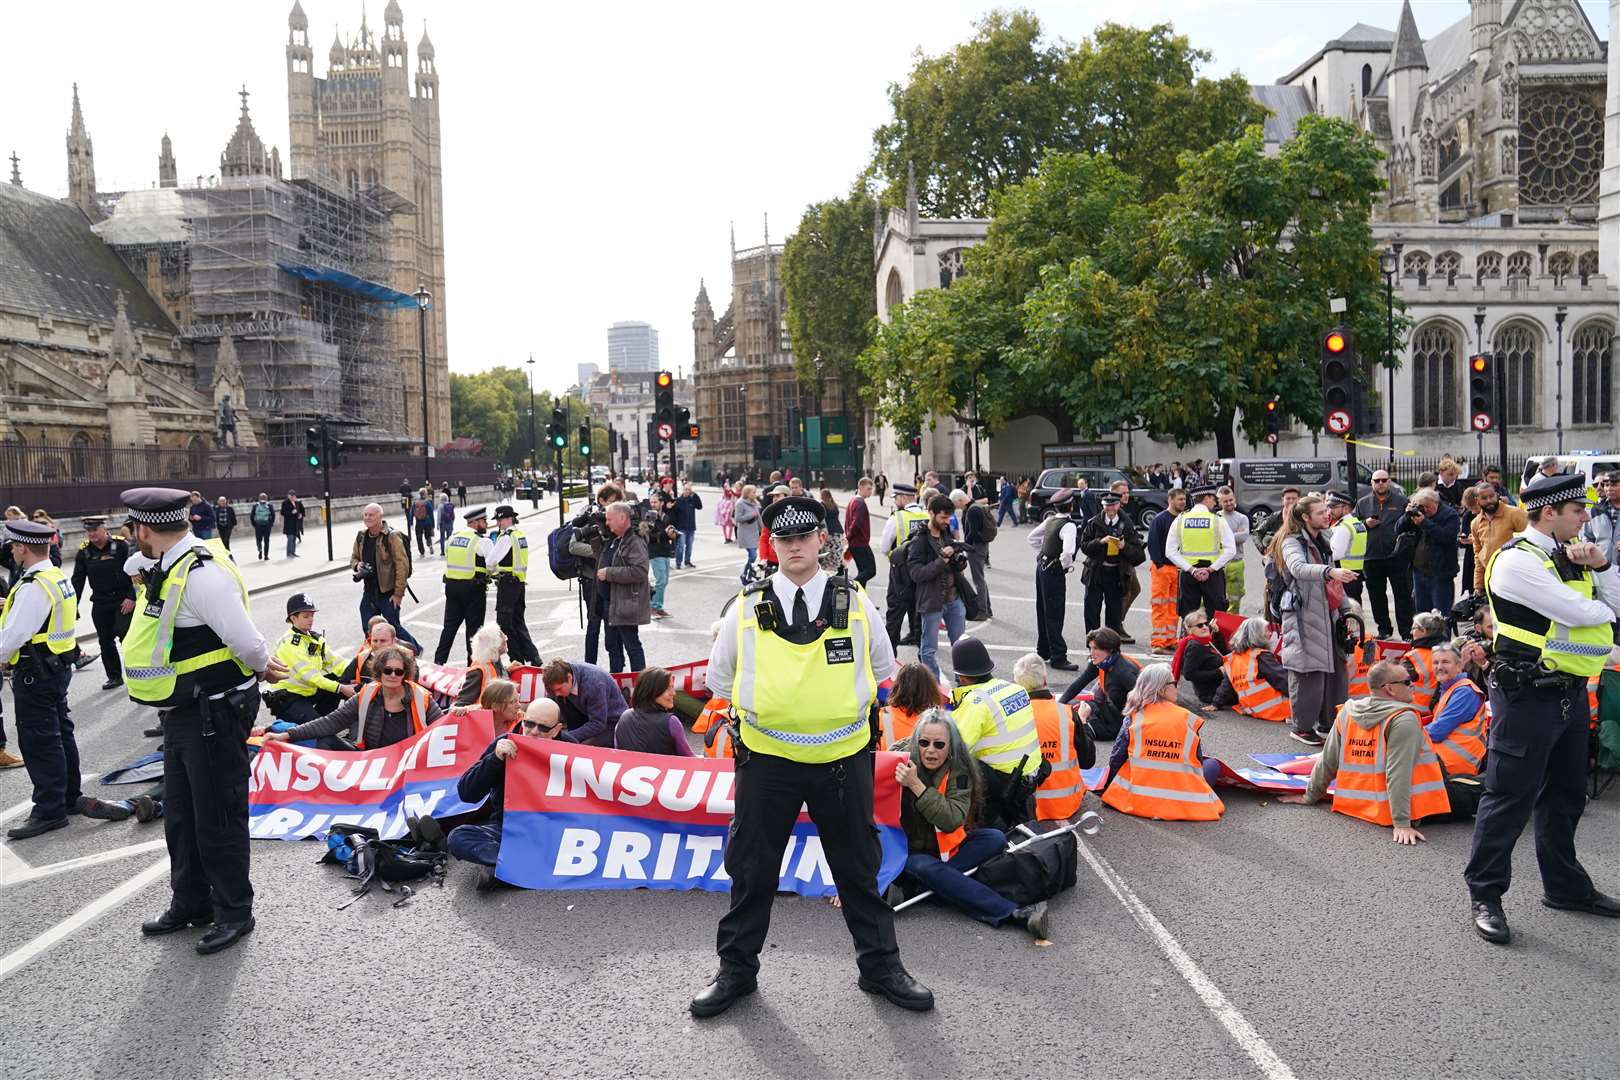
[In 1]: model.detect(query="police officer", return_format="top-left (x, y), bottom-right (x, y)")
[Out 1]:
top-left (1034, 489), bottom-right (1082, 671)
top-left (0, 519), bottom-right (126, 837)
top-left (268, 593), bottom-right (353, 724)
top-left (693, 495), bottom-right (931, 1017)
top-left (71, 515), bottom-right (139, 689)
top-left (435, 506), bottom-right (493, 665)
top-left (877, 483), bottom-right (928, 648)
top-left (1326, 491), bottom-right (1367, 604)
top-left (487, 505), bottom-right (539, 666)
top-left (119, 488), bottom-right (286, 953)
top-left (948, 635), bottom-right (1046, 830)
top-left (1167, 482), bottom-right (1235, 620)
top-left (1465, 471), bottom-right (1620, 944)
top-left (1079, 492), bottom-right (1141, 639)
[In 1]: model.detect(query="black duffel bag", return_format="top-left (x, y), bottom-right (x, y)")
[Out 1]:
top-left (969, 828), bottom-right (1078, 907)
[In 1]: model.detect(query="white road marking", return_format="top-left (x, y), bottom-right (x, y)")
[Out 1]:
top-left (1075, 836), bottom-right (1297, 1080)
top-left (0, 857), bottom-right (170, 983)
top-left (0, 842), bottom-right (32, 885)
top-left (3, 838), bottom-right (168, 886)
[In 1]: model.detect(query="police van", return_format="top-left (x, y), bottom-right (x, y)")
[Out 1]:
top-left (1521, 452), bottom-right (1619, 504)
top-left (1215, 457), bottom-right (1373, 529)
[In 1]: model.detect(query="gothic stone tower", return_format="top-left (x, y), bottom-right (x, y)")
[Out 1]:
top-left (285, 0), bottom-right (449, 445)
top-left (66, 83), bottom-right (99, 221)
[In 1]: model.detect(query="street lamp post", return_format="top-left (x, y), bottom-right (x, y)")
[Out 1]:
top-left (1474, 305), bottom-right (1487, 466)
top-left (1381, 243), bottom-right (1402, 461)
top-left (414, 284), bottom-right (432, 488)
top-left (526, 353), bottom-right (538, 507)
top-left (1554, 305), bottom-right (1567, 453)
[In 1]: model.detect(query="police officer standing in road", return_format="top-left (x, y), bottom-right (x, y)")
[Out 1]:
top-left (693, 495), bottom-right (931, 1017)
top-left (119, 488), bottom-right (287, 954)
top-left (1326, 491), bottom-right (1367, 604)
top-left (1465, 472), bottom-right (1620, 944)
top-left (71, 515), bottom-right (139, 690)
top-left (1034, 489), bottom-right (1083, 671)
top-left (1167, 482), bottom-right (1235, 621)
top-left (488, 505), bottom-right (540, 666)
top-left (435, 506), bottom-right (493, 665)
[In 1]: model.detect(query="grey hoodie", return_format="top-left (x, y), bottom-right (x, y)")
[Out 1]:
top-left (1304, 695), bottom-right (1425, 827)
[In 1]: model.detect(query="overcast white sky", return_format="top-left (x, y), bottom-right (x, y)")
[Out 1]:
top-left (4, 1), bottom-right (1609, 399)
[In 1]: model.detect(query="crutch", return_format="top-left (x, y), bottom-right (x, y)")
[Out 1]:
top-left (891, 811), bottom-right (1101, 912)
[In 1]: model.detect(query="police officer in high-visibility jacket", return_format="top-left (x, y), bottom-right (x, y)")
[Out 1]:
top-left (878, 484), bottom-right (929, 648)
top-left (695, 496), bottom-right (930, 1018)
top-left (488, 505), bottom-right (540, 666)
top-left (0, 519), bottom-right (122, 838)
top-left (269, 593), bottom-right (354, 723)
top-left (947, 636), bottom-right (1046, 830)
top-left (434, 506), bottom-right (493, 665)
top-left (118, 487), bottom-right (287, 955)
top-left (1326, 491), bottom-right (1368, 604)
top-left (1166, 483), bottom-right (1235, 621)
top-left (1465, 471), bottom-right (1620, 945)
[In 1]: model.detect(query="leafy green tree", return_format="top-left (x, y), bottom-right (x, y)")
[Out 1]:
top-left (449, 371), bottom-right (519, 464)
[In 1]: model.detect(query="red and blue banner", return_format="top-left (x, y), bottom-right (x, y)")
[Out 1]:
top-left (496, 741), bottom-right (909, 896)
top-left (248, 712), bottom-right (496, 840)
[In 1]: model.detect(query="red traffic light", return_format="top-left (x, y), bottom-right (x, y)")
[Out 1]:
top-left (1324, 330), bottom-right (1347, 354)
top-left (1470, 354), bottom-right (1488, 373)
top-left (656, 371), bottom-right (673, 388)
top-left (1265, 399), bottom-right (1277, 412)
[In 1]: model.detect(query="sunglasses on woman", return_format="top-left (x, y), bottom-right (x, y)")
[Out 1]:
top-left (915, 738), bottom-right (948, 750)
top-left (380, 666), bottom-right (407, 677)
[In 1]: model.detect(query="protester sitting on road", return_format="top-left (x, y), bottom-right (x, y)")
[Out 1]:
top-left (1173, 612), bottom-right (1227, 713)
top-left (456, 624), bottom-right (509, 707)
top-left (1218, 616), bottom-right (1289, 721)
top-left (1057, 627), bottom-right (1139, 742)
top-left (614, 666), bottom-right (695, 757)
top-left (1099, 663), bottom-right (1224, 820)
top-left (1283, 660), bottom-right (1450, 844)
top-left (542, 657), bottom-right (625, 747)
top-left (891, 710), bottom-right (1052, 940)
top-left (261, 645), bottom-right (441, 750)
top-left (450, 696), bottom-right (563, 891)
top-left (1402, 611), bottom-right (1449, 712)
top-left (881, 662), bottom-right (946, 748)
top-left (1424, 644), bottom-right (1489, 779)
top-left (1013, 653), bottom-right (1095, 822)
top-left (339, 617), bottom-right (404, 686)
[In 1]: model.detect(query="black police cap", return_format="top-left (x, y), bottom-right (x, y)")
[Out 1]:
top-left (286, 593), bottom-right (317, 616)
top-left (761, 496), bottom-right (826, 538)
top-left (1520, 471), bottom-right (1587, 511)
top-left (121, 486), bottom-right (191, 525)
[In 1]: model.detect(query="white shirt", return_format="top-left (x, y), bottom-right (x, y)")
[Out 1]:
top-left (134, 536), bottom-right (272, 678)
top-left (1488, 526), bottom-right (1620, 628)
top-left (485, 528), bottom-right (521, 570)
top-left (876, 504), bottom-right (912, 555)
top-left (1223, 509), bottom-right (1251, 554)
top-left (1055, 519), bottom-right (1080, 570)
top-left (0, 563), bottom-right (55, 660)
top-left (1328, 522), bottom-right (1352, 561)
top-left (706, 569), bottom-right (895, 698)
top-left (1165, 510), bottom-right (1236, 572)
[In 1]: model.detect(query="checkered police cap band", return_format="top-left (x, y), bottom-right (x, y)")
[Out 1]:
top-left (4, 522), bottom-right (54, 545)
top-left (770, 505), bottom-right (821, 532)
top-left (126, 506), bottom-right (189, 525)
top-left (1521, 474), bottom-right (1587, 511)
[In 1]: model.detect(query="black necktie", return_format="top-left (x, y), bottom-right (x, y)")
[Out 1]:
top-left (792, 587), bottom-right (808, 630)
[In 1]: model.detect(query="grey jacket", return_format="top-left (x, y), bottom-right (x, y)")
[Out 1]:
top-left (733, 499), bottom-right (762, 549)
top-left (1585, 503), bottom-right (1620, 567)
top-left (599, 531), bottom-right (652, 626)
top-left (1352, 485), bottom-right (1408, 561)
top-left (1279, 529), bottom-right (1339, 675)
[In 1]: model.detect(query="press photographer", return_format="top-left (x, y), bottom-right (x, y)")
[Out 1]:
top-left (908, 494), bottom-right (973, 680)
top-left (1396, 488), bottom-right (1460, 618)
top-left (567, 484), bottom-right (624, 665)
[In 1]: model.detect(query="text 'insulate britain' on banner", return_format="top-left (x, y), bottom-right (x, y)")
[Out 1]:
top-left (497, 741), bottom-right (909, 897)
top-left (249, 712), bottom-right (496, 840)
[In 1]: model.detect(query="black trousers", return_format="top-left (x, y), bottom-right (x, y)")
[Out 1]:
top-left (254, 525), bottom-right (272, 559)
top-left (162, 698), bottom-right (254, 922)
top-left (435, 580), bottom-right (487, 665)
top-left (415, 521), bottom-right (435, 556)
top-left (884, 568), bottom-right (917, 647)
top-left (90, 597), bottom-right (132, 681)
top-left (850, 545), bottom-right (877, 587)
top-left (1361, 558), bottom-right (1414, 639)
top-left (1463, 678), bottom-right (1594, 905)
top-left (581, 577), bottom-right (604, 666)
top-left (1035, 561), bottom-right (1069, 663)
top-left (1084, 570), bottom-right (1125, 634)
top-left (1176, 566), bottom-right (1228, 620)
top-left (12, 664), bottom-right (78, 819)
top-left (717, 749), bottom-right (900, 979)
top-left (496, 575), bottom-right (539, 665)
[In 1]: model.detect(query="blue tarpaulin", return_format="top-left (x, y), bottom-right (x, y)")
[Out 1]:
top-left (278, 264), bottom-right (420, 309)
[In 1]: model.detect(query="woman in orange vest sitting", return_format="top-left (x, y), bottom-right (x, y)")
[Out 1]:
top-left (1100, 663), bottom-right (1224, 821)
top-left (454, 625), bottom-right (508, 707)
top-left (1218, 617), bottom-right (1290, 722)
top-left (1281, 659), bottom-right (1450, 844)
top-left (258, 645), bottom-right (443, 749)
top-left (892, 711), bottom-right (1053, 939)
top-left (1012, 653), bottom-right (1094, 821)
top-left (880, 662), bottom-right (946, 749)
top-left (1400, 611), bottom-right (1450, 713)
top-left (1425, 644), bottom-right (1489, 778)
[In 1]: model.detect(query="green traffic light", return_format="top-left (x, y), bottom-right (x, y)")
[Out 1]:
top-left (307, 454), bottom-right (320, 467)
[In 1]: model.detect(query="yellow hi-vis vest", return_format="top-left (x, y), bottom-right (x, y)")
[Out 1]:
top-left (951, 678), bottom-right (1043, 776)
top-left (729, 579), bottom-right (877, 764)
top-left (0, 564), bottom-right (78, 664)
top-left (497, 527), bottom-right (529, 583)
top-left (889, 508), bottom-right (931, 553)
top-left (1338, 514), bottom-right (1368, 570)
top-left (274, 627), bottom-right (343, 698)
top-left (1486, 537), bottom-right (1612, 677)
top-left (122, 544), bottom-right (253, 707)
top-left (1174, 505), bottom-right (1221, 561)
top-left (444, 528), bottom-right (488, 581)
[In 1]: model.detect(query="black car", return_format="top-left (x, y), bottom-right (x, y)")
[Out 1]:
top-left (1027, 466), bottom-right (1167, 530)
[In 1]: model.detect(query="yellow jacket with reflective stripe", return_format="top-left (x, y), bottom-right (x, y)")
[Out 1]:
top-left (0, 565), bottom-right (78, 663)
top-left (889, 508), bottom-right (930, 553)
top-left (495, 527), bottom-right (530, 583)
top-left (1338, 514), bottom-right (1368, 570)
top-left (274, 627), bottom-right (344, 698)
top-left (1486, 537), bottom-right (1612, 677)
top-left (1174, 506), bottom-right (1221, 560)
top-left (444, 528), bottom-right (488, 581)
top-left (951, 678), bottom-right (1042, 776)
top-left (122, 544), bottom-right (253, 707)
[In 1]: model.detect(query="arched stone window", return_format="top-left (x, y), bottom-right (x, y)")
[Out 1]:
top-left (883, 269), bottom-right (903, 316)
top-left (1410, 322), bottom-right (1460, 430)
top-left (1577, 250), bottom-right (1598, 283)
top-left (69, 431), bottom-right (93, 479)
top-left (1476, 251), bottom-right (1502, 279)
top-left (1505, 251), bottom-right (1533, 282)
top-left (1361, 64), bottom-right (1372, 98)
top-left (1433, 251), bottom-right (1461, 284)
top-left (937, 248), bottom-right (967, 288)
top-left (1492, 321), bottom-right (1538, 427)
top-left (1547, 251), bottom-right (1574, 285)
top-left (1570, 320), bottom-right (1614, 426)
top-left (1403, 250), bottom-right (1430, 285)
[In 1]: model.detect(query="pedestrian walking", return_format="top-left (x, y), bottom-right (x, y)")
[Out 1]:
top-left (412, 488), bottom-right (436, 556)
top-left (733, 486), bottom-right (762, 578)
top-left (716, 484), bottom-right (737, 544)
top-left (996, 476), bottom-right (1017, 527)
top-left (673, 481), bottom-right (703, 568)
top-left (908, 494), bottom-right (967, 680)
top-left (214, 497), bottom-right (237, 551)
top-left (187, 491), bottom-right (215, 539)
top-left (456, 481), bottom-right (468, 507)
top-left (437, 492), bottom-right (456, 555)
top-left (351, 502), bottom-right (422, 655)
top-left (280, 490), bottom-right (305, 557)
top-left (953, 488), bottom-right (994, 619)
top-left (249, 493), bottom-right (275, 560)
top-left (844, 478), bottom-right (876, 587)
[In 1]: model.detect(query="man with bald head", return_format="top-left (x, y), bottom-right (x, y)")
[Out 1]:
top-left (352, 502), bottom-right (421, 653)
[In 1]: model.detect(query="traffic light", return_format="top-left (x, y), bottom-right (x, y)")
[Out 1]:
top-left (909, 434), bottom-right (922, 456)
top-left (647, 418), bottom-right (663, 454)
top-left (578, 422), bottom-right (592, 457)
top-left (1468, 353), bottom-right (1494, 431)
top-left (654, 370), bottom-right (675, 428)
top-left (685, 421), bottom-right (701, 441)
top-left (675, 406), bottom-right (691, 442)
top-left (549, 405), bottom-right (567, 450)
top-left (619, 434), bottom-right (628, 459)
top-left (1264, 396), bottom-right (1281, 444)
top-left (305, 426), bottom-right (322, 471)
top-left (1320, 326), bottom-right (1356, 435)
top-left (327, 431), bottom-right (347, 469)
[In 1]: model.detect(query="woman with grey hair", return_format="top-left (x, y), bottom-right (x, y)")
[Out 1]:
top-left (1402, 610), bottom-right (1450, 712)
top-left (892, 710), bottom-right (1052, 939)
top-left (455, 624), bottom-right (508, 707)
top-left (1100, 664), bottom-right (1224, 817)
top-left (1217, 617), bottom-right (1290, 719)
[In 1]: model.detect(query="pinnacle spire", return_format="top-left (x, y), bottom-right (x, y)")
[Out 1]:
top-left (9, 150), bottom-right (20, 187)
top-left (71, 82), bottom-right (85, 135)
top-left (1390, 0), bottom-right (1429, 74)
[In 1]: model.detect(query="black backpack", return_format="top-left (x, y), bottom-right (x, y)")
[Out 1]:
top-left (970, 829), bottom-right (1078, 907)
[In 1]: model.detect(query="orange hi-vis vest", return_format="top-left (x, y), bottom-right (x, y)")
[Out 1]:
top-left (1588, 662), bottom-right (1620, 719)
top-left (1224, 649), bottom-right (1290, 722)
top-left (703, 719), bottom-right (734, 759)
top-left (933, 772), bottom-right (965, 860)
top-left (1429, 677), bottom-right (1489, 778)
top-left (879, 705), bottom-right (922, 750)
top-left (352, 681), bottom-right (431, 749)
top-left (1328, 704), bottom-right (1450, 826)
top-left (351, 645), bottom-right (373, 686)
top-left (1403, 647), bottom-right (1437, 712)
top-left (467, 661), bottom-right (498, 702)
top-left (1032, 697), bottom-right (1085, 820)
top-left (693, 696), bottom-right (729, 736)
top-left (1347, 638), bottom-right (1375, 697)
top-left (1101, 701), bottom-right (1223, 821)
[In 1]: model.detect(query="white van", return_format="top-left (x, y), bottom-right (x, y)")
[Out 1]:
top-left (1521, 452), bottom-right (1619, 503)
